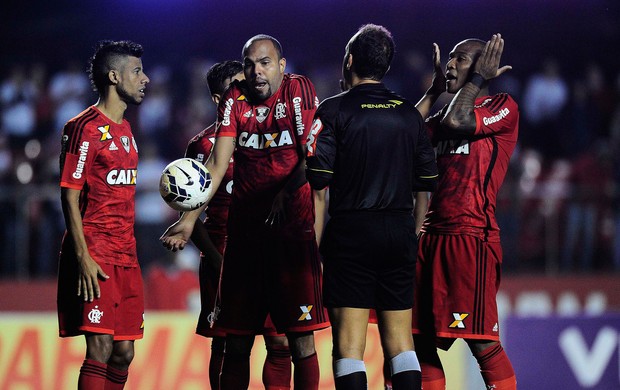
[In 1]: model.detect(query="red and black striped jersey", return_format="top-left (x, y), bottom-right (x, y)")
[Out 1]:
top-left (59, 106), bottom-right (138, 266)
top-left (422, 93), bottom-right (519, 241)
top-left (216, 74), bottom-right (318, 240)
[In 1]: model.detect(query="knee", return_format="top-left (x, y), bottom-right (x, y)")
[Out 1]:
top-left (287, 332), bottom-right (316, 360)
top-left (466, 339), bottom-right (499, 357)
top-left (108, 342), bottom-right (135, 370)
top-left (225, 335), bottom-right (254, 356)
top-left (85, 335), bottom-right (114, 362)
top-left (264, 335), bottom-right (289, 348)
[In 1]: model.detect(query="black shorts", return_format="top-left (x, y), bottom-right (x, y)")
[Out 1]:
top-left (320, 211), bottom-right (417, 310)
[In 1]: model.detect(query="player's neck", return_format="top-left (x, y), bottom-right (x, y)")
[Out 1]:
top-left (94, 94), bottom-right (127, 124)
top-left (350, 74), bottom-right (380, 88)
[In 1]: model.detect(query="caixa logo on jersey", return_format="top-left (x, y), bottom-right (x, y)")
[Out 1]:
top-left (238, 129), bottom-right (293, 149)
top-left (72, 141), bottom-right (90, 179)
top-left (106, 169), bottom-right (137, 185)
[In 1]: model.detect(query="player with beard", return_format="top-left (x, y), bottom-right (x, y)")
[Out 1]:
top-left (57, 40), bottom-right (149, 389)
top-left (413, 34), bottom-right (518, 390)
top-left (161, 35), bottom-right (329, 390)
top-left (185, 60), bottom-right (292, 390)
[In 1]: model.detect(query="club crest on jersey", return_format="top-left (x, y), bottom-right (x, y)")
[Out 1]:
top-left (449, 312), bottom-right (469, 329)
top-left (121, 136), bottom-right (130, 153)
top-left (88, 306), bottom-right (104, 324)
top-left (436, 139), bottom-right (470, 156)
top-left (255, 106), bottom-right (270, 123)
top-left (98, 125), bottom-right (112, 141)
top-left (274, 102), bottom-right (287, 120)
top-left (132, 137), bottom-right (138, 153)
top-left (238, 129), bottom-right (293, 149)
top-left (298, 305), bottom-right (313, 321)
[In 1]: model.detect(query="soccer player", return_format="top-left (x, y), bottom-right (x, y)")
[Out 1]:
top-left (305, 24), bottom-right (438, 390)
top-left (412, 34), bottom-right (518, 389)
top-left (57, 40), bottom-right (149, 389)
top-left (161, 34), bottom-right (329, 390)
top-left (185, 60), bottom-right (292, 390)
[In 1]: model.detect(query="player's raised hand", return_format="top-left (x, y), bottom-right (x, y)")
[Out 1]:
top-left (427, 43), bottom-right (447, 96)
top-left (160, 219), bottom-right (192, 251)
top-left (77, 254), bottom-right (109, 302)
top-left (474, 33), bottom-right (512, 80)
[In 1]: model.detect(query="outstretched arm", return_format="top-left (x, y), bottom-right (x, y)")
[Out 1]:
top-left (441, 33), bottom-right (512, 133)
top-left (160, 136), bottom-right (236, 251)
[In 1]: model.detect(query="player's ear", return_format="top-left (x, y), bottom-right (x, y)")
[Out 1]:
top-left (108, 70), bottom-right (119, 85)
top-left (279, 57), bottom-right (286, 73)
top-left (212, 94), bottom-right (221, 105)
top-left (346, 54), bottom-right (353, 70)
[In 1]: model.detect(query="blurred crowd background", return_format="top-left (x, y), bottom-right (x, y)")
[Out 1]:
top-left (1, 0), bottom-right (619, 279)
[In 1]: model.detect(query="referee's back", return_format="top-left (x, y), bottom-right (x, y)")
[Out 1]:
top-left (306, 82), bottom-right (437, 215)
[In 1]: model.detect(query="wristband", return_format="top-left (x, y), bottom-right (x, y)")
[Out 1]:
top-left (470, 73), bottom-right (487, 88)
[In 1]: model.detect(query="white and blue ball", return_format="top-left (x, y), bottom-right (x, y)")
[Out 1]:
top-left (159, 158), bottom-right (212, 211)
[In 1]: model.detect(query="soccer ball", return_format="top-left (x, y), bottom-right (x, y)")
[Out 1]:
top-left (159, 158), bottom-right (212, 211)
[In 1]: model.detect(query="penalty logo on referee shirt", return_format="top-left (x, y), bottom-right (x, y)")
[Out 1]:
top-left (298, 305), bottom-right (313, 321)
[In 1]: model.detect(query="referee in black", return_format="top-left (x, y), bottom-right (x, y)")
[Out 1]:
top-left (306, 24), bottom-right (438, 390)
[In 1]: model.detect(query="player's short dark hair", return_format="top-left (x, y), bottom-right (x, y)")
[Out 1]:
top-left (88, 40), bottom-right (144, 93)
top-left (242, 34), bottom-right (283, 60)
top-left (206, 60), bottom-right (243, 96)
top-left (348, 24), bottom-right (394, 80)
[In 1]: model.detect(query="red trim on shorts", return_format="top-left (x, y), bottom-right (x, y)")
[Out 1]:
top-left (114, 334), bottom-right (143, 341)
top-left (434, 331), bottom-right (500, 342)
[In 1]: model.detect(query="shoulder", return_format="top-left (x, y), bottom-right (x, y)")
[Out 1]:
top-left (317, 91), bottom-right (345, 113)
top-left (286, 73), bottom-right (313, 85)
top-left (222, 80), bottom-right (248, 102)
top-left (284, 73), bottom-right (316, 93)
top-left (187, 123), bottom-right (216, 145)
top-left (475, 93), bottom-right (518, 112)
top-left (63, 106), bottom-right (101, 134)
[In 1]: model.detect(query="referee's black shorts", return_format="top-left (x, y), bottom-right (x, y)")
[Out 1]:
top-left (320, 210), bottom-right (417, 311)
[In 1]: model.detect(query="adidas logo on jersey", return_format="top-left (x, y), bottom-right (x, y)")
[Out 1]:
top-left (109, 141), bottom-right (118, 151)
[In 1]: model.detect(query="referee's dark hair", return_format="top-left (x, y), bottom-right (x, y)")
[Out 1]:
top-left (206, 60), bottom-right (243, 97)
top-left (348, 24), bottom-right (394, 81)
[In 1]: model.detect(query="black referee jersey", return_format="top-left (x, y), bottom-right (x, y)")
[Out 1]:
top-left (306, 82), bottom-right (437, 215)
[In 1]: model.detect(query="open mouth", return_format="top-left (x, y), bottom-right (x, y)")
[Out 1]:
top-left (253, 79), bottom-right (268, 91)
